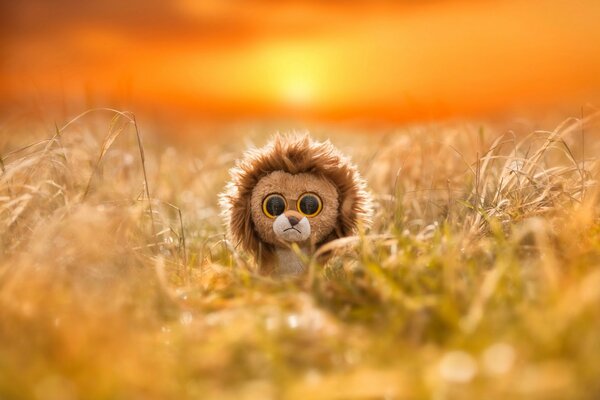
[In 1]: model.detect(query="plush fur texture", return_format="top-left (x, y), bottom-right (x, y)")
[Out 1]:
top-left (220, 134), bottom-right (373, 274)
top-left (250, 171), bottom-right (339, 246)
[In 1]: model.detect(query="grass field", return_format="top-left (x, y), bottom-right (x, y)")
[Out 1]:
top-left (1, 109), bottom-right (599, 399)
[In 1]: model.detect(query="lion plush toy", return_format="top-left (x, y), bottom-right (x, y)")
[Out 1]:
top-left (220, 134), bottom-right (372, 276)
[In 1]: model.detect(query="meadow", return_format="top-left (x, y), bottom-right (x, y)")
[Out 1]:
top-left (1, 109), bottom-right (599, 399)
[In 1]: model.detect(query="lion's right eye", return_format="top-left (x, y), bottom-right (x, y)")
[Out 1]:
top-left (262, 194), bottom-right (287, 218)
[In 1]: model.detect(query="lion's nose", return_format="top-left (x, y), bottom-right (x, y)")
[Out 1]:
top-left (287, 215), bottom-right (300, 226)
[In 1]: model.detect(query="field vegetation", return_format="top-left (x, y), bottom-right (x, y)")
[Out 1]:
top-left (1, 109), bottom-right (599, 399)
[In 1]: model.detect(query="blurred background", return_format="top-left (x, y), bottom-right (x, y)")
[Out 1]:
top-left (2, 0), bottom-right (600, 129)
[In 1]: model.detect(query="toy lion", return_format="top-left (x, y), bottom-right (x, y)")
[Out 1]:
top-left (220, 134), bottom-right (372, 276)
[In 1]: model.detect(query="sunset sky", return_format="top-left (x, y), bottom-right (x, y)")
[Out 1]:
top-left (2, 0), bottom-right (600, 122)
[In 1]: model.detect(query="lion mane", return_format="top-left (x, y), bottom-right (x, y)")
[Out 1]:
top-left (219, 134), bottom-right (373, 269)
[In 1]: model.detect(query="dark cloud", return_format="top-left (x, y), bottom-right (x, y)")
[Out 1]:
top-left (4, 1), bottom-right (227, 40)
top-left (2, 0), bottom-right (451, 44)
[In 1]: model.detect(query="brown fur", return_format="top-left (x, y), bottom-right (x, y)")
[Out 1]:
top-left (220, 134), bottom-right (373, 272)
top-left (250, 171), bottom-right (339, 246)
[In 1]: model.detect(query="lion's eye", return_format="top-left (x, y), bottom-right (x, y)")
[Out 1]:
top-left (297, 193), bottom-right (322, 217)
top-left (263, 194), bottom-right (287, 218)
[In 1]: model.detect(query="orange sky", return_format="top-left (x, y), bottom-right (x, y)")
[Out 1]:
top-left (2, 0), bottom-right (600, 122)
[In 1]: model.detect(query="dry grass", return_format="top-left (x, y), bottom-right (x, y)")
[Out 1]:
top-left (1, 109), bottom-right (599, 399)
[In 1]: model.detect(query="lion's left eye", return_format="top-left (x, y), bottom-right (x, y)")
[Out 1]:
top-left (263, 194), bottom-right (287, 218)
top-left (297, 193), bottom-right (322, 217)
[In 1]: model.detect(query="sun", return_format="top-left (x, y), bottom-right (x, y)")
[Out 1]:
top-left (250, 41), bottom-right (328, 110)
top-left (281, 76), bottom-right (315, 107)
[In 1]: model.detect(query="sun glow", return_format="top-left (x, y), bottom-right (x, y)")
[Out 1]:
top-left (249, 42), bottom-right (332, 111)
top-left (281, 76), bottom-right (315, 108)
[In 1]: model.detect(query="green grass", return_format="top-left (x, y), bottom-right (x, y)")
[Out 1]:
top-left (1, 109), bottom-right (599, 399)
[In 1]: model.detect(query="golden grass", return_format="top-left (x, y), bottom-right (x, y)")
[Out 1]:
top-left (1, 109), bottom-right (599, 399)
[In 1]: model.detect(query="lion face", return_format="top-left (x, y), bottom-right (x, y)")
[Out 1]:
top-left (220, 134), bottom-right (373, 270)
top-left (250, 171), bottom-right (339, 247)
